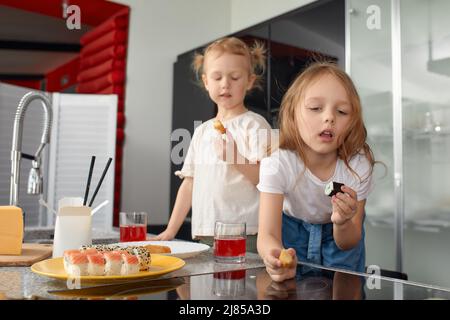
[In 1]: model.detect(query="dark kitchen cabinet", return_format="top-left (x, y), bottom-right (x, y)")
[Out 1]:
top-left (170, 0), bottom-right (345, 239)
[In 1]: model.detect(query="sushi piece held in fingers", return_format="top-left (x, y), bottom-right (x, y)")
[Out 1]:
top-left (324, 181), bottom-right (344, 197)
top-left (87, 253), bottom-right (105, 276)
top-left (213, 119), bottom-right (226, 135)
top-left (65, 252), bottom-right (89, 276)
top-left (121, 254), bottom-right (140, 275)
top-left (104, 252), bottom-right (123, 276)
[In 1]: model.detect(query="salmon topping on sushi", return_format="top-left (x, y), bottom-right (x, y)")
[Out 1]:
top-left (68, 252), bottom-right (88, 264)
top-left (87, 253), bottom-right (105, 265)
top-left (103, 252), bottom-right (122, 261)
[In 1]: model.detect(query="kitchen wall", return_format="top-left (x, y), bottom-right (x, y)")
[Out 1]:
top-left (115, 0), bottom-right (316, 225)
top-left (114, 0), bottom-right (231, 224)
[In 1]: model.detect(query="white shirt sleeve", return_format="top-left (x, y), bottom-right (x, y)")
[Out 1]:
top-left (257, 152), bottom-right (288, 194)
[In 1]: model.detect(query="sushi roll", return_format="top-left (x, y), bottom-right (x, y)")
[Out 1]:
top-left (80, 244), bottom-right (152, 271)
top-left (87, 253), bottom-right (105, 276)
top-left (122, 246), bottom-right (151, 271)
top-left (65, 252), bottom-right (89, 276)
top-left (121, 254), bottom-right (140, 275)
top-left (83, 248), bottom-right (99, 255)
top-left (103, 252), bottom-right (123, 276)
top-left (63, 249), bottom-right (81, 272)
top-left (80, 244), bottom-right (121, 252)
top-left (324, 181), bottom-right (344, 197)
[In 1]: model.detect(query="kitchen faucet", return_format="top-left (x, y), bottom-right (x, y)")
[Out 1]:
top-left (10, 91), bottom-right (52, 206)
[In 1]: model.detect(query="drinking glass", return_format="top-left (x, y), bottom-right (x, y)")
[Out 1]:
top-left (119, 212), bottom-right (147, 242)
top-left (212, 270), bottom-right (246, 297)
top-left (214, 221), bottom-right (246, 263)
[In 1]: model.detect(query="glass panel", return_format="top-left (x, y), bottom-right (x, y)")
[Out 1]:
top-left (347, 0), bottom-right (396, 270)
top-left (401, 0), bottom-right (450, 287)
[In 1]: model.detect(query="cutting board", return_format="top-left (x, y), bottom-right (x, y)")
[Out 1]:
top-left (0, 243), bottom-right (53, 267)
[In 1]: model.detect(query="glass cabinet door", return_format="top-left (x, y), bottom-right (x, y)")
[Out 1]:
top-left (347, 0), bottom-right (397, 272)
top-left (400, 0), bottom-right (450, 287)
top-left (348, 0), bottom-right (450, 287)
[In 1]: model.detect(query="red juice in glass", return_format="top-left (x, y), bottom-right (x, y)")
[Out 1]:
top-left (120, 224), bottom-right (147, 242)
top-left (214, 237), bottom-right (246, 262)
top-left (214, 221), bottom-right (246, 263)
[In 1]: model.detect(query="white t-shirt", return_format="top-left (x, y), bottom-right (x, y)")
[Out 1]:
top-left (176, 111), bottom-right (273, 238)
top-left (257, 149), bottom-right (373, 224)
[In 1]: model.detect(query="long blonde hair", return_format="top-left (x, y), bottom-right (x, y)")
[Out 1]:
top-left (192, 37), bottom-right (266, 91)
top-left (279, 61), bottom-right (375, 181)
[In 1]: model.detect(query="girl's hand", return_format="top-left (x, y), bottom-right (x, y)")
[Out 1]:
top-left (263, 248), bottom-right (297, 282)
top-left (331, 185), bottom-right (358, 225)
top-left (148, 229), bottom-right (175, 241)
top-left (213, 130), bottom-right (241, 164)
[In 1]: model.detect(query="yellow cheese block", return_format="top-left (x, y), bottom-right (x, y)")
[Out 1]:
top-left (0, 206), bottom-right (24, 255)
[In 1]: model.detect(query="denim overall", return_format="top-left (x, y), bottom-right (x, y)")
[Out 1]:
top-left (282, 213), bottom-right (366, 273)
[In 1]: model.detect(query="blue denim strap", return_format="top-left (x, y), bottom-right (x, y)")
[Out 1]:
top-left (306, 223), bottom-right (322, 265)
top-left (282, 213), bottom-right (325, 265)
top-left (282, 212), bottom-right (366, 273)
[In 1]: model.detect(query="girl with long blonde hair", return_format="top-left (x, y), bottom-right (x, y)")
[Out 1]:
top-left (257, 62), bottom-right (375, 281)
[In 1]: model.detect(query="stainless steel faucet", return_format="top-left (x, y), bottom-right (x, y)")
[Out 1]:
top-left (10, 91), bottom-right (53, 206)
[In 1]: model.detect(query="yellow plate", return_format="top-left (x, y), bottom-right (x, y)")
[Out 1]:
top-left (31, 254), bottom-right (185, 283)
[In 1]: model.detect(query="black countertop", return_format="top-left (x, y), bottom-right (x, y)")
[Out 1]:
top-left (12, 254), bottom-right (448, 301)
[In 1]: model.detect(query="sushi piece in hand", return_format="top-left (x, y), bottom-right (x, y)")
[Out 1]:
top-left (87, 253), bottom-right (105, 276)
top-left (324, 181), bottom-right (344, 197)
top-left (104, 252), bottom-right (123, 276)
top-left (65, 252), bottom-right (89, 277)
top-left (121, 254), bottom-right (140, 275)
top-left (213, 119), bottom-right (226, 135)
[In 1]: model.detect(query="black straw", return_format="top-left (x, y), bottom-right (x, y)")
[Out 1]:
top-left (88, 157), bottom-right (113, 207)
top-left (83, 156), bottom-right (96, 206)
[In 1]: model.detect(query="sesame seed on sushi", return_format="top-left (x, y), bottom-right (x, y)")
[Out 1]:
top-left (123, 246), bottom-right (151, 271)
